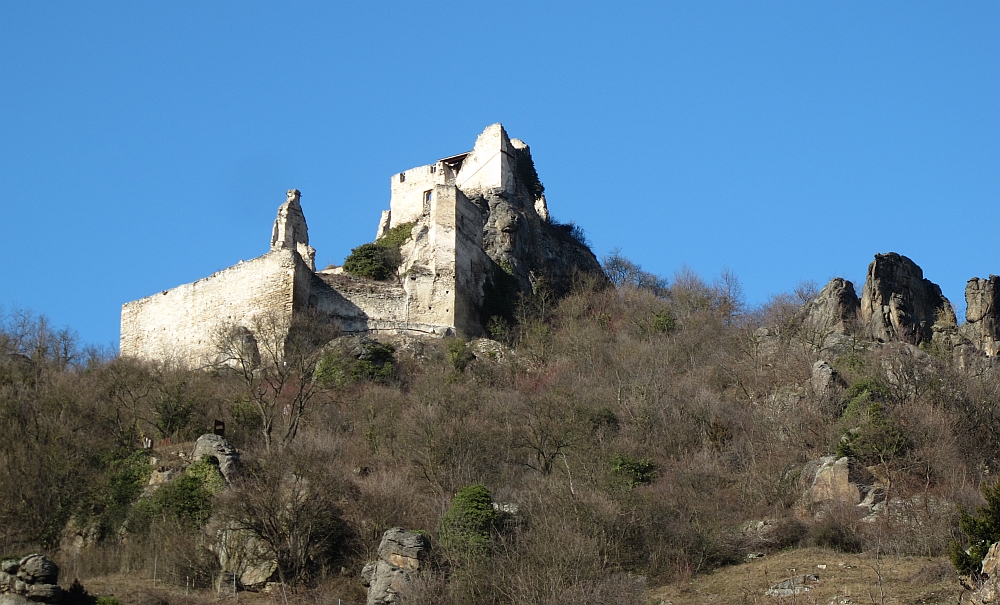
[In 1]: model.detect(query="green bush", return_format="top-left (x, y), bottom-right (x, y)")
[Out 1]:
top-left (652, 310), bottom-right (675, 333)
top-left (440, 484), bottom-right (500, 558)
top-left (950, 479), bottom-right (1000, 577)
top-left (845, 379), bottom-right (889, 402)
top-left (836, 389), bottom-right (908, 465)
top-left (447, 339), bottom-right (475, 373)
top-left (343, 223), bottom-right (414, 280)
top-left (515, 150), bottom-right (544, 198)
top-left (343, 243), bottom-right (398, 280)
top-left (611, 454), bottom-right (657, 488)
top-left (131, 459), bottom-right (219, 532)
top-left (315, 341), bottom-right (396, 387)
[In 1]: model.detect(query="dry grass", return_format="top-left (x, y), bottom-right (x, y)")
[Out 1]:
top-left (647, 547), bottom-right (961, 605)
top-left (74, 572), bottom-right (366, 605)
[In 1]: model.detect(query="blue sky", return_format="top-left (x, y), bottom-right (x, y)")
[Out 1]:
top-left (1, 2), bottom-right (997, 348)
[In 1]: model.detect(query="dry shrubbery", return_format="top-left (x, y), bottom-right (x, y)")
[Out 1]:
top-left (1, 256), bottom-right (998, 602)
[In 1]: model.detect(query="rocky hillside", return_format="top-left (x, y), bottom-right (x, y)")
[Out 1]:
top-left (3, 251), bottom-right (1000, 604)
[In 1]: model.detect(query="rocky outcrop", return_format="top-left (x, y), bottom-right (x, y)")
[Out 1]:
top-left (962, 276), bottom-right (1000, 357)
top-left (191, 434), bottom-right (240, 483)
top-left (0, 555), bottom-right (63, 604)
top-left (465, 137), bottom-right (605, 300)
top-left (796, 278), bottom-right (861, 344)
top-left (210, 523), bottom-right (278, 589)
top-left (800, 456), bottom-right (883, 518)
top-left (859, 253), bottom-right (956, 345)
top-left (361, 528), bottom-right (430, 605)
top-left (811, 360), bottom-right (843, 395)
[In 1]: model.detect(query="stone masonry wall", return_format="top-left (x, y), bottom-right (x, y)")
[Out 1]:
top-left (389, 163), bottom-right (450, 227)
top-left (121, 249), bottom-right (304, 367)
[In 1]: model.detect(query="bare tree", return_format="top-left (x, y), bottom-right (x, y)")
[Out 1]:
top-left (216, 310), bottom-right (338, 451)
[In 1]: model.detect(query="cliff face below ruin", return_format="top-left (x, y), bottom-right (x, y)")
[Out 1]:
top-left (471, 185), bottom-right (604, 300)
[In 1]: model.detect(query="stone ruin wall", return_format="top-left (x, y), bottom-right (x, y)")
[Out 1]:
top-left (120, 123), bottom-right (602, 365)
top-left (120, 249), bottom-right (311, 367)
top-left (310, 272), bottom-right (410, 334)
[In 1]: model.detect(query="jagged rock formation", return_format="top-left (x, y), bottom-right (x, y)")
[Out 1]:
top-left (798, 278), bottom-right (860, 339)
top-left (859, 253), bottom-right (956, 344)
top-left (962, 276), bottom-right (1000, 357)
top-left (191, 434), bottom-right (241, 483)
top-left (361, 528), bottom-right (430, 605)
top-left (0, 555), bottom-right (63, 604)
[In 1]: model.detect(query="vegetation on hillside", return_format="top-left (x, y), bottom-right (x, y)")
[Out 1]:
top-left (343, 222), bottom-right (414, 280)
top-left (1, 249), bottom-right (998, 602)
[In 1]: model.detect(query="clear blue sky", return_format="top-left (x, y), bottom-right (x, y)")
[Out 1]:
top-left (1, 2), bottom-right (997, 349)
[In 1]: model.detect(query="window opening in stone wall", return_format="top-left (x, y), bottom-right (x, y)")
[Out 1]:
top-left (399, 173), bottom-right (405, 183)
top-left (430, 165), bottom-right (437, 173)
top-left (423, 189), bottom-right (433, 214)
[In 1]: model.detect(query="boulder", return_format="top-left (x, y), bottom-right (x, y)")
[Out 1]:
top-left (0, 555), bottom-right (62, 605)
top-left (962, 276), bottom-right (1000, 357)
top-left (859, 253), bottom-right (956, 345)
top-left (983, 542), bottom-right (1000, 579)
top-left (15, 556), bottom-right (57, 586)
top-left (362, 528), bottom-right (430, 605)
top-left (800, 456), bottom-right (882, 517)
top-left (191, 434), bottom-right (240, 483)
top-left (209, 522), bottom-right (278, 589)
top-left (377, 528), bottom-right (430, 572)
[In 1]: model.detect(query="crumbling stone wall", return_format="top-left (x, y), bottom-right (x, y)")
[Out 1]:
top-left (121, 248), bottom-right (310, 367)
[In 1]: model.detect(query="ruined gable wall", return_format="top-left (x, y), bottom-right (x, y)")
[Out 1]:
top-left (120, 249), bottom-right (303, 367)
top-left (455, 123), bottom-right (514, 194)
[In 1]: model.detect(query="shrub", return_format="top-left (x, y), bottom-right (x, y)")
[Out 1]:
top-left (836, 390), bottom-right (908, 465)
top-left (514, 149), bottom-right (544, 198)
top-left (315, 341), bottom-right (396, 387)
top-left (652, 310), bottom-right (675, 333)
top-left (440, 484), bottom-right (500, 559)
top-left (447, 340), bottom-right (475, 373)
top-left (343, 243), bottom-right (398, 280)
top-left (343, 222), bottom-right (414, 280)
top-left (950, 479), bottom-right (1000, 577)
top-left (611, 454), bottom-right (657, 488)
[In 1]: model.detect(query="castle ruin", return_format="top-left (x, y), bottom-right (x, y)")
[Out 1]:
top-left (120, 124), bottom-right (603, 367)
